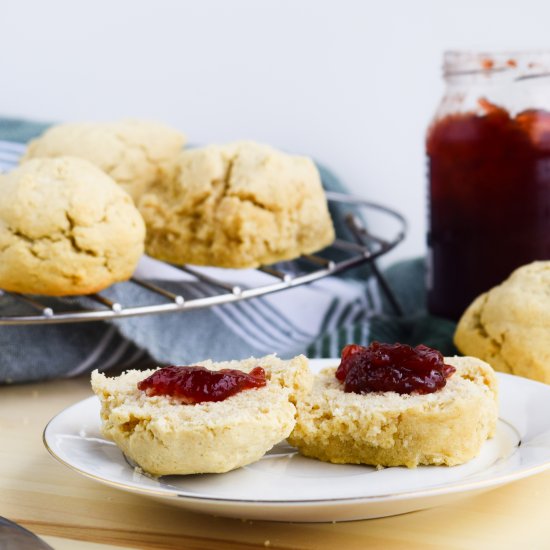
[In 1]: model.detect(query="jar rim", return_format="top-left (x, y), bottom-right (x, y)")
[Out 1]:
top-left (443, 50), bottom-right (550, 79)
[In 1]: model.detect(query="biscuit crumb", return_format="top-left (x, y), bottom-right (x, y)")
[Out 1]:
top-left (134, 465), bottom-right (159, 480)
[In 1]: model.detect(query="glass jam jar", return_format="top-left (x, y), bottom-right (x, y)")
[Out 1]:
top-left (427, 50), bottom-right (550, 320)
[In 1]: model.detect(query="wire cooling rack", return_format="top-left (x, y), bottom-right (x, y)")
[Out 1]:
top-left (0, 192), bottom-right (407, 325)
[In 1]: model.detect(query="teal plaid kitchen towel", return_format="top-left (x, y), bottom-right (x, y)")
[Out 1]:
top-left (0, 118), bottom-right (456, 383)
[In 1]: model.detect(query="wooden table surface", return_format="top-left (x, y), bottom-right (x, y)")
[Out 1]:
top-left (1, 375), bottom-right (550, 550)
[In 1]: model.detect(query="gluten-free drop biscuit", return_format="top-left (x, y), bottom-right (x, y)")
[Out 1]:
top-left (288, 357), bottom-right (498, 468)
top-left (92, 355), bottom-right (312, 476)
top-left (22, 120), bottom-right (186, 201)
top-left (0, 157), bottom-right (145, 295)
top-left (139, 141), bottom-right (335, 268)
top-left (455, 261), bottom-right (550, 384)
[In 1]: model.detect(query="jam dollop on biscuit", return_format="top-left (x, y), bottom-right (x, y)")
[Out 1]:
top-left (138, 365), bottom-right (266, 404)
top-left (336, 342), bottom-right (455, 395)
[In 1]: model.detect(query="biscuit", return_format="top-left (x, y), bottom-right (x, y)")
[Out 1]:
top-left (139, 141), bottom-right (335, 268)
top-left (0, 157), bottom-right (145, 296)
top-left (287, 356), bottom-right (498, 467)
top-left (22, 120), bottom-right (186, 201)
top-left (91, 355), bottom-right (312, 476)
top-left (455, 261), bottom-right (550, 384)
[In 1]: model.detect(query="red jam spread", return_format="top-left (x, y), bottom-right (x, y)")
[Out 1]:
top-left (335, 342), bottom-right (455, 395)
top-left (427, 99), bottom-right (550, 319)
top-left (137, 365), bottom-right (266, 404)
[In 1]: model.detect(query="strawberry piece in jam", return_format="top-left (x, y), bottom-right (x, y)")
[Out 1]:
top-left (335, 342), bottom-right (455, 395)
top-left (137, 365), bottom-right (266, 404)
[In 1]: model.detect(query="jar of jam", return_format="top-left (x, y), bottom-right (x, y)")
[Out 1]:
top-left (427, 50), bottom-right (550, 320)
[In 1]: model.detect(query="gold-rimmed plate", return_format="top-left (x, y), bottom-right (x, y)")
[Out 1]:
top-left (43, 360), bottom-right (550, 522)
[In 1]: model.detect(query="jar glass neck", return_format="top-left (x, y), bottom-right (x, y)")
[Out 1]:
top-left (443, 50), bottom-right (550, 84)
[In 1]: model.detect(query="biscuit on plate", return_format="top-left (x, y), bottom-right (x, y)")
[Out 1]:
top-left (138, 141), bottom-right (335, 268)
top-left (22, 119), bottom-right (186, 201)
top-left (288, 356), bottom-right (498, 468)
top-left (455, 262), bottom-right (550, 384)
top-left (0, 157), bottom-right (145, 296)
top-left (91, 355), bottom-right (312, 476)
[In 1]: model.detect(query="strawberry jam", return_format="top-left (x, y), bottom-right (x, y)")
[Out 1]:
top-left (335, 342), bottom-right (455, 395)
top-left (427, 99), bottom-right (550, 319)
top-left (137, 365), bottom-right (266, 404)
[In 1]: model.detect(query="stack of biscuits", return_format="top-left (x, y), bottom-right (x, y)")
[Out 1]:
top-left (0, 120), bottom-right (335, 296)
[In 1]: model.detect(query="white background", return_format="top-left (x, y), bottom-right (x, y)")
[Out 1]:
top-left (2, 0), bottom-right (549, 265)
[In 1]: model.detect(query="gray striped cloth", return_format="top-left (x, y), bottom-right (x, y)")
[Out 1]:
top-left (0, 135), bottom-right (391, 383)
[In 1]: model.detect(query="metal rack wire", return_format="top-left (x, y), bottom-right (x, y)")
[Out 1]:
top-left (0, 192), bottom-right (407, 325)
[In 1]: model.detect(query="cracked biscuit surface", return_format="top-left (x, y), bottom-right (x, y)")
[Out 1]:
top-left (455, 261), bottom-right (550, 384)
top-left (22, 120), bottom-right (186, 201)
top-left (91, 355), bottom-right (313, 476)
top-left (288, 357), bottom-right (498, 468)
top-left (139, 141), bottom-right (335, 268)
top-left (0, 157), bottom-right (145, 296)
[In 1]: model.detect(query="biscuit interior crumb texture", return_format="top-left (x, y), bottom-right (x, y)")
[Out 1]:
top-left (455, 261), bottom-right (550, 384)
top-left (91, 355), bottom-right (312, 476)
top-left (0, 157), bottom-right (145, 296)
top-left (139, 141), bottom-right (336, 268)
top-left (22, 120), bottom-right (186, 201)
top-left (288, 356), bottom-right (498, 468)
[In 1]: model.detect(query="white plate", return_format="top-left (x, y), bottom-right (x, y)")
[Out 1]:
top-left (43, 359), bottom-right (550, 522)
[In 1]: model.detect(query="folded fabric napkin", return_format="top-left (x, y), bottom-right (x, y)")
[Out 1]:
top-left (0, 118), bottom-right (456, 384)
